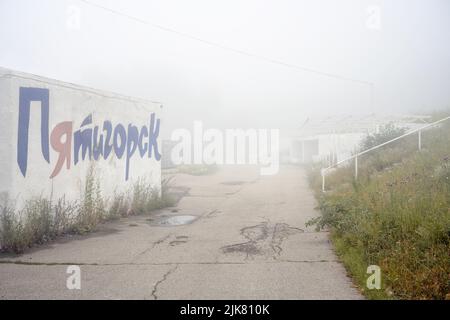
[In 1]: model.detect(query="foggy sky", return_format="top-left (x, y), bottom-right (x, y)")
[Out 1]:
top-left (1, 0), bottom-right (450, 137)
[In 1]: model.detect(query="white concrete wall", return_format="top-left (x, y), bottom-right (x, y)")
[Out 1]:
top-left (315, 132), bottom-right (365, 163)
top-left (0, 67), bottom-right (162, 210)
top-left (289, 132), bottom-right (365, 165)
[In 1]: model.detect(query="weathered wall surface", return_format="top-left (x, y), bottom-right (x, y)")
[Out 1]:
top-left (289, 133), bottom-right (365, 165)
top-left (0, 67), bottom-right (162, 209)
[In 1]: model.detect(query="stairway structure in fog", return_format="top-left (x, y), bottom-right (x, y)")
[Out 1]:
top-left (287, 114), bottom-right (430, 166)
top-left (320, 115), bottom-right (450, 192)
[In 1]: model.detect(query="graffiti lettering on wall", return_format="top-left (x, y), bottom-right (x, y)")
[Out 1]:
top-left (17, 87), bottom-right (161, 180)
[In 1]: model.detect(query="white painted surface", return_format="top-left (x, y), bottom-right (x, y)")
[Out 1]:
top-left (315, 132), bottom-right (365, 163)
top-left (289, 133), bottom-right (364, 165)
top-left (288, 115), bottom-right (428, 165)
top-left (0, 67), bottom-right (162, 209)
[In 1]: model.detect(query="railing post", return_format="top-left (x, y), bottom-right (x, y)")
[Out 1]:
top-left (418, 130), bottom-right (422, 150)
top-left (355, 155), bottom-right (358, 179)
top-left (321, 169), bottom-right (325, 192)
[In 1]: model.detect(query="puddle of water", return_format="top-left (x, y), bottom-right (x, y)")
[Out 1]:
top-left (152, 215), bottom-right (198, 226)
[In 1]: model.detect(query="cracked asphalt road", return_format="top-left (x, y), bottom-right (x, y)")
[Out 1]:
top-left (0, 165), bottom-right (362, 299)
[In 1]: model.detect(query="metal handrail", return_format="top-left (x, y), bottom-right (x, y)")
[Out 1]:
top-left (321, 115), bottom-right (450, 192)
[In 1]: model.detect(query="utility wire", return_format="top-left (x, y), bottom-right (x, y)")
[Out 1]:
top-left (78, 0), bottom-right (374, 87)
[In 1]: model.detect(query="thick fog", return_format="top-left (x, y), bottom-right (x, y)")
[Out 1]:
top-left (1, 0), bottom-right (450, 138)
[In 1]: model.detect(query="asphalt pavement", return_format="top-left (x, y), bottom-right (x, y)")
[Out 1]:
top-left (0, 165), bottom-right (362, 299)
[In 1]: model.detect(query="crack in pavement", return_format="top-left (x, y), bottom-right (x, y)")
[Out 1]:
top-left (204, 209), bottom-right (220, 218)
top-left (0, 259), bottom-right (338, 266)
top-left (150, 264), bottom-right (178, 300)
top-left (221, 222), bottom-right (304, 260)
top-left (169, 239), bottom-right (188, 246)
top-left (222, 177), bottom-right (259, 197)
top-left (136, 234), bottom-right (171, 258)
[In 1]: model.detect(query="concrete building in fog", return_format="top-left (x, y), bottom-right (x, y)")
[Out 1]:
top-left (288, 114), bottom-right (429, 166)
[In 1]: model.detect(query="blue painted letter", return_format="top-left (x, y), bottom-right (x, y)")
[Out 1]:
top-left (17, 87), bottom-right (50, 176)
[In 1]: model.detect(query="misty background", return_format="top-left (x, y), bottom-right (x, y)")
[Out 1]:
top-left (1, 0), bottom-right (450, 138)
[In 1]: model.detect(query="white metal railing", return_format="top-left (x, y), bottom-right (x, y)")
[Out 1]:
top-left (321, 116), bottom-right (450, 192)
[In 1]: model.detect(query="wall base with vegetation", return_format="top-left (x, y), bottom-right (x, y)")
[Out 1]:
top-left (0, 67), bottom-right (165, 253)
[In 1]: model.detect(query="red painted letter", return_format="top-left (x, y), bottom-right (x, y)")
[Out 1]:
top-left (50, 121), bottom-right (73, 178)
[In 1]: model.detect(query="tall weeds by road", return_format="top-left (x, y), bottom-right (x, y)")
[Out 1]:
top-left (308, 117), bottom-right (450, 299)
top-left (0, 167), bottom-right (175, 254)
